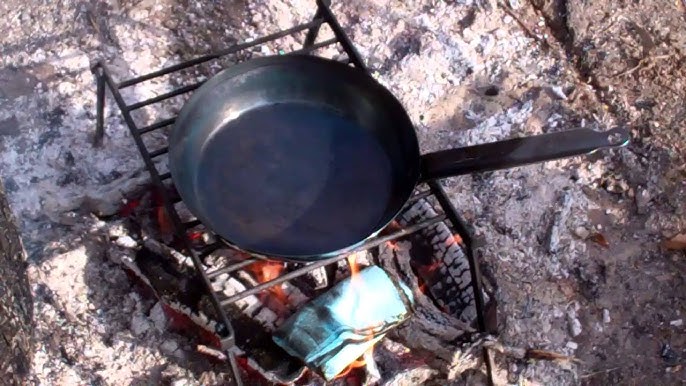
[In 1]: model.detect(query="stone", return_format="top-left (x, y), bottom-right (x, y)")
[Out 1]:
top-left (114, 236), bottom-right (138, 249)
top-left (567, 310), bottom-right (583, 337)
top-left (159, 340), bottom-right (179, 356)
top-left (130, 315), bottom-right (151, 337)
top-left (566, 341), bottom-right (578, 350)
top-left (574, 227), bottom-right (590, 240)
top-left (669, 319), bottom-right (683, 327)
top-left (602, 309), bottom-right (611, 324)
top-left (149, 302), bottom-right (168, 332)
top-left (636, 187), bottom-right (651, 214)
top-left (569, 317), bottom-right (582, 337)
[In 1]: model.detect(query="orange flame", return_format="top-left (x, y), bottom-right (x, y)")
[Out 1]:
top-left (335, 253), bottom-right (379, 380)
top-left (446, 233), bottom-right (463, 246)
top-left (334, 345), bottom-right (375, 379)
top-left (347, 253), bottom-right (361, 276)
top-left (246, 261), bottom-right (287, 303)
top-left (386, 241), bottom-right (399, 251)
top-left (422, 259), bottom-right (443, 274)
top-left (334, 355), bottom-right (367, 379)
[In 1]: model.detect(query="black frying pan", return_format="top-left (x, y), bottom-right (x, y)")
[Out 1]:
top-left (169, 55), bottom-right (629, 261)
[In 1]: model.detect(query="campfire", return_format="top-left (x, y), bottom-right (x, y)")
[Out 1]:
top-left (104, 182), bottom-right (490, 385)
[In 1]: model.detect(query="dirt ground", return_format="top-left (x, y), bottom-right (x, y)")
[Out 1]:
top-left (0, 0), bottom-right (685, 385)
top-left (493, 1), bottom-right (686, 384)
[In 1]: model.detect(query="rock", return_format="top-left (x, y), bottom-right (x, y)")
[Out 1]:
top-left (114, 236), bottom-right (138, 249)
top-left (547, 191), bottom-right (573, 254)
top-left (661, 343), bottom-right (679, 365)
top-left (567, 310), bottom-right (583, 337)
top-left (635, 187), bottom-right (651, 214)
top-left (130, 314), bottom-right (151, 337)
top-left (574, 227), bottom-right (590, 240)
top-left (549, 86), bottom-right (568, 100)
top-left (159, 340), bottom-right (179, 356)
top-left (150, 302), bottom-right (168, 332)
top-left (107, 222), bottom-right (128, 239)
top-left (508, 0), bottom-right (521, 9)
top-left (569, 317), bottom-right (582, 337)
top-left (566, 341), bottom-right (578, 350)
top-left (602, 309), bottom-right (611, 324)
top-left (669, 319), bottom-right (683, 327)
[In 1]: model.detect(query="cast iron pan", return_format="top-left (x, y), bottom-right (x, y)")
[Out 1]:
top-left (169, 55), bottom-right (629, 261)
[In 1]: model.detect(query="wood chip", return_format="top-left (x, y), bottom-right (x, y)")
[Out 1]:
top-left (589, 233), bottom-right (610, 248)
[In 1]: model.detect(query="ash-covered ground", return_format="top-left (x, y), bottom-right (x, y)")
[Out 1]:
top-left (0, 0), bottom-right (684, 385)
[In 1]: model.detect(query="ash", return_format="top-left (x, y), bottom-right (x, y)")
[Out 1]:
top-left (1, 0), bottom-right (684, 385)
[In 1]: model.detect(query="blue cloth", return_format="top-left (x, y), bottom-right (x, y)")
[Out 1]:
top-left (273, 266), bottom-right (414, 380)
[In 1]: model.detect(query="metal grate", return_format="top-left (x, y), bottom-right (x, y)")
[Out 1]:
top-left (91, 1), bottom-right (490, 384)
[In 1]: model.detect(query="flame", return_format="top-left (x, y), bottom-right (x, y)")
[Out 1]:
top-left (347, 252), bottom-right (361, 277)
top-left (446, 233), bottom-right (463, 246)
top-left (246, 261), bottom-right (287, 303)
top-left (336, 252), bottom-right (378, 380)
top-left (334, 346), bottom-right (374, 379)
top-left (386, 241), bottom-right (399, 251)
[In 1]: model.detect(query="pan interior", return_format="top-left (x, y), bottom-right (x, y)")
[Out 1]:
top-left (196, 102), bottom-right (395, 257)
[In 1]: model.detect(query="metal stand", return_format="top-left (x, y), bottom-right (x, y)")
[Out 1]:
top-left (91, 1), bottom-right (493, 384)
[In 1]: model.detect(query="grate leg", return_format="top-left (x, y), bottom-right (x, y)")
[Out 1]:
top-left (427, 180), bottom-right (494, 386)
top-left (92, 63), bottom-right (106, 147)
top-left (227, 350), bottom-right (243, 386)
top-left (303, 3), bottom-right (325, 48)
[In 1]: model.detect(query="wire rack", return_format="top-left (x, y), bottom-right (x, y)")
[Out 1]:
top-left (91, 1), bottom-right (490, 384)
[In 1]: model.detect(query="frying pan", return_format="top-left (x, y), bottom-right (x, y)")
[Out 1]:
top-left (169, 55), bottom-right (629, 261)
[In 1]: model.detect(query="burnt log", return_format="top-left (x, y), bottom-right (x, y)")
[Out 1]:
top-left (0, 181), bottom-right (34, 384)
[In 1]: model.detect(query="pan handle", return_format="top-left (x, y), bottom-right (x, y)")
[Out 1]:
top-left (419, 127), bottom-right (630, 181)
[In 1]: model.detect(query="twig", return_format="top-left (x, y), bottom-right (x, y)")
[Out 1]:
top-left (580, 366), bottom-right (621, 379)
top-left (482, 339), bottom-right (580, 364)
top-left (496, 1), bottom-right (550, 50)
top-left (197, 344), bottom-right (227, 360)
top-left (612, 54), bottom-right (673, 78)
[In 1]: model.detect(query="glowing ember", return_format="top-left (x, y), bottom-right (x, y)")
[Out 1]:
top-left (446, 233), bottom-right (463, 246)
top-left (386, 241), bottom-right (400, 251)
top-left (156, 206), bottom-right (173, 235)
top-left (246, 261), bottom-right (287, 303)
top-left (119, 199), bottom-right (140, 217)
top-left (418, 282), bottom-right (427, 294)
top-left (187, 231), bottom-right (203, 241)
top-left (419, 259), bottom-right (442, 275)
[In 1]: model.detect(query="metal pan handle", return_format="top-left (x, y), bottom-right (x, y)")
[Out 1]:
top-left (419, 127), bottom-right (630, 181)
